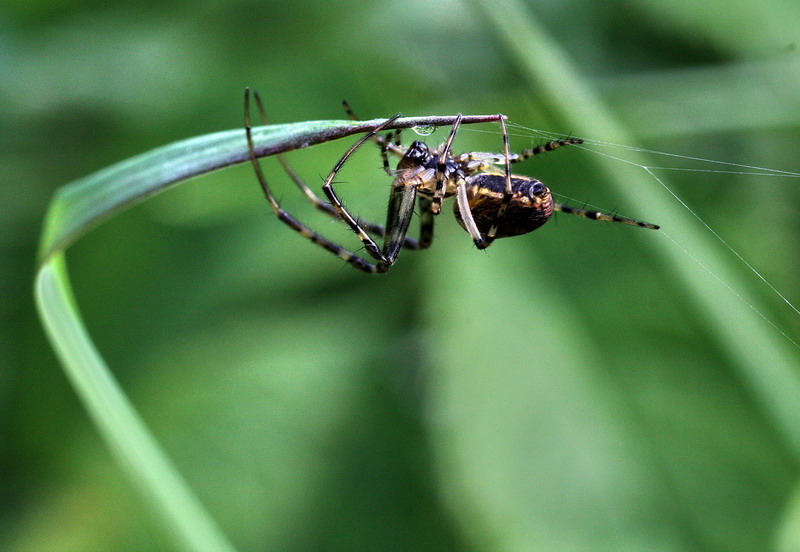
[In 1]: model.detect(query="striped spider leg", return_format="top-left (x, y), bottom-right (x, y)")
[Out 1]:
top-left (245, 89), bottom-right (437, 273)
top-left (248, 91), bottom-right (425, 250)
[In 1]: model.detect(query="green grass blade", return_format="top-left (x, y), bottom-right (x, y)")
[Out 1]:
top-left (35, 255), bottom-right (238, 552)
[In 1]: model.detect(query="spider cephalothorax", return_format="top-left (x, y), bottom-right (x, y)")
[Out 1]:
top-left (244, 89), bottom-right (659, 273)
top-left (395, 140), bottom-right (436, 170)
top-left (393, 140), bottom-right (464, 200)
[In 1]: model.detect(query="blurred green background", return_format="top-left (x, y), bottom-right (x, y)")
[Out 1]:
top-left (3, 0), bottom-right (800, 550)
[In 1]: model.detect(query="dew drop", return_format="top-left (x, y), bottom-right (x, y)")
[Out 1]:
top-left (412, 125), bottom-right (435, 137)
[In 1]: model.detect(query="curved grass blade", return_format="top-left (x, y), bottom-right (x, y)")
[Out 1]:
top-left (35, 257), bottom-right (238, 552)
top-left (33, 113), bottom-right (500, 551)
top-left (38, 114), bottom-right (501, 264)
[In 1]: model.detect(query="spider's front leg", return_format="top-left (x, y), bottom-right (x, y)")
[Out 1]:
top-left (321, 115), bottom-right (424, 273)
top-left (432, 113), bottom-right (463, 215)
top-left (321, 176), bottom-right (419, 273)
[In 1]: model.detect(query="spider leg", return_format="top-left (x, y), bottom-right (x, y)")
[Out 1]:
top-left (321, 112), bottom-right (422, 272)
top-left (379, 130), bottom-right (396, 175)
top-left (456, 138), bottom-right (583, 174)
top-left (251, 91), bottom-right (421, 247)
top-left (433, 113), bottom-right (463, 215)
top-left (482, 114), bottom-right (512, 246)
top-left (507, 138), bottom-right (583, 163)
top-left (554, 203), bottom-right (660, 229)
top-left (416, 196), bottom-right (435, 249)
top-left (246, 89), bottom-right (403, 273)
top-left (381, 178), bottom-right (419, 263)
top-left (456, 178), bottom-right (487, 247)
top-left (252, 91), bottom-right (340, 218)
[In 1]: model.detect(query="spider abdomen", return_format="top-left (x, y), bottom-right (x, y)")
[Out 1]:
top-left (454, 173), bottom-right (554, 238)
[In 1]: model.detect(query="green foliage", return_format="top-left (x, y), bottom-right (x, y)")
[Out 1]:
top-left (4, 0), bottom-right (800, 551)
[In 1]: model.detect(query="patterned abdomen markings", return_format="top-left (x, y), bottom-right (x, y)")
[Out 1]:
top-left (454, 173), bottom-right (554, 238)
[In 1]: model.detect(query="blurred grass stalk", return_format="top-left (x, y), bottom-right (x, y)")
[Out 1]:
top-left (598, 57), bottom-right (800, 136)
top-left (469, 0), bottom-right (800, 548)
top-left (35, 257), bottom-right (238, 552)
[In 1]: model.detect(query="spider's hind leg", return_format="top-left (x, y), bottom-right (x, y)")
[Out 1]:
top-left (320, 118), bottom-right (421, 272)
top-left (555, 203), bottom-right (660, 229)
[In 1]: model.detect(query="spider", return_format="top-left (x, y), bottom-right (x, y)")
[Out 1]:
top-left (243, 89), bottom-right (659, 273)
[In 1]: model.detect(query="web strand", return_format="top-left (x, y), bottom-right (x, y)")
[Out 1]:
top-left (641, 166), bottom-right (800, 320)
top-left (464, 121), bottom-right (800, 349)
